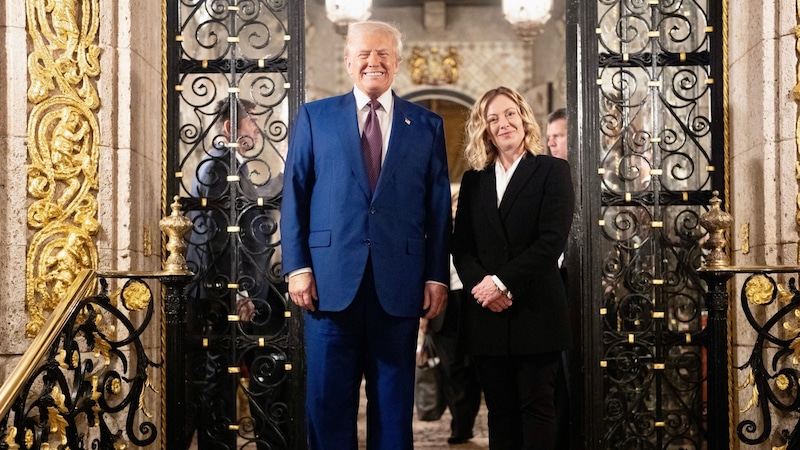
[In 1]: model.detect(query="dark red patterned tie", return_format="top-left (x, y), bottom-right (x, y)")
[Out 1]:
top-left (361, 100), bottom-right (382, 191)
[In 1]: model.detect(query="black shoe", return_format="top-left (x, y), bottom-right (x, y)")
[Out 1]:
top-left (447, 436), bottom-right (472, 445)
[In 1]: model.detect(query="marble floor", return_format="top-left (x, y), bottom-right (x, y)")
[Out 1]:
top-left (357, 380), bottom-right (490, 450)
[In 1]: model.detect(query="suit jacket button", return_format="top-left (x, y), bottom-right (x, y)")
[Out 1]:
top-left (370, 207), bottom-right (376, 214)
top-left (364, 239), bottom-right (371, 245)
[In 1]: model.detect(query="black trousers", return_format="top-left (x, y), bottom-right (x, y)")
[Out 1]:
top-left (474, 352), bottom-right (560, 450)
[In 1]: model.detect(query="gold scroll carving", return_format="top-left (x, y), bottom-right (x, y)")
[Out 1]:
top-left (409, 46), bottom-right (459, 86)
top-left (25, 0), bottom-right (101, 337)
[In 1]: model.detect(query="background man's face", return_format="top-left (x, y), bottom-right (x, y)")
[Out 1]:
top-left (546, 118), bottom-right (568, 160)
top-left (236, 114), bottom-right (260, 153)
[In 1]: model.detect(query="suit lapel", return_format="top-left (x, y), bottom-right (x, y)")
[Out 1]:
top-left (498, 155), bottom-right (538, 219)
top-left (336, 92), bottom-right (372, 199)
top-left (374, 94), bottom-right (410, 198)
top-left (479, 168), bottom-right (507, 241)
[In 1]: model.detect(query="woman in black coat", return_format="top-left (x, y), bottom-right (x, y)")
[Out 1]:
top-left (452, 86), bottom-right (575, 450)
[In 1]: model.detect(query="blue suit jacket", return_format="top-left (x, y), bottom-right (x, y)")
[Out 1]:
top-left (281, 91), bottom-right (451, 318)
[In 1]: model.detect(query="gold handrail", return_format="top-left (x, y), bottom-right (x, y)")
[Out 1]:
top-left (0, 269), bottom-right (96, 419)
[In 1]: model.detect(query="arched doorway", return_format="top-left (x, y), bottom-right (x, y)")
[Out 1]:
top-left (404, 89), bottom-right (474, 185)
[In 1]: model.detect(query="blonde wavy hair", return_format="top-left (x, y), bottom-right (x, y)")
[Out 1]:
top-left (463, 86), bottom-right (545, 170)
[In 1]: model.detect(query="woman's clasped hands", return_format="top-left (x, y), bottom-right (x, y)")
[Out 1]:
top-left (471, 275), bottom-right (513, 313)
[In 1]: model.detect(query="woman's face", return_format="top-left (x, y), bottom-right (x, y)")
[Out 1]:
top-left (485, 94), bottom-right (525, 154)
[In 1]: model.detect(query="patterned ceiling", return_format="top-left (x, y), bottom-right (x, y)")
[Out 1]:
top-left (373, 0), bottom-right (499, 4)
top-left (315, 0), bottom-right (501, 6)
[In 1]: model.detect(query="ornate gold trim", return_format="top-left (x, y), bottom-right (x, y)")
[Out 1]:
top-left (160, 0), bottom-right (169, 446)
top-left (0, 270), bottom-right (96, 419)
top-left (720, 0), bottom-right (735, 446)
top-left (25, 0), bottom-right (101, 338)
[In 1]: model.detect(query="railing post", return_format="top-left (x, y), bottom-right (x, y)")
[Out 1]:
top-left (698, 190), bottom-right (734, 449)
top-left (161, 274), bottom-right (191, 449)
top-left (159, 196), bottom-right (194, 449)
top-left (698, 270), bottom-right (732, 449)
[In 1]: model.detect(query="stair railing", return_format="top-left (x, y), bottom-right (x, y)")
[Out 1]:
top-left (0, 196), bottom-right (193, 450)
top-left (698, 191), bottom-right (800, 449)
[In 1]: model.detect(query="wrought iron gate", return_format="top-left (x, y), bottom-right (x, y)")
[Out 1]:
top-left (569, 0), bottom-right (726, 447)
top-left (164, 1), bottom-right (305, 448)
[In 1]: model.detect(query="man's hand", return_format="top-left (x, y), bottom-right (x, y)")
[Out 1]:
top-left (288, 272), bottom-right (318, 311)
top-left (422, 283), bottom-right (447, 319)
top-left (236, 296), bottom-right (256, 322)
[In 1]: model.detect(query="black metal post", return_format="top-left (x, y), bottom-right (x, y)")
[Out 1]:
top-left (699, 270), bottom-right (733, 450)
top-left (161, 274), bottom-right (192, 449)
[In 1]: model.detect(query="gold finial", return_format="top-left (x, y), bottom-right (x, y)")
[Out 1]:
top-left (159, 196), bottom-right (193, 275)
top-left (699, 190), bottom-right (733, 268)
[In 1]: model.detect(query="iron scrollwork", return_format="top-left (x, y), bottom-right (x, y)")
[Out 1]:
top-left (594, 0), bottom-right (719, 447)
top-left (736, 272), bottom-right (800, 448)
top-left (169, 0), bottom-right (298, 448)
top-left (0, 276), bottom-right (159, 449)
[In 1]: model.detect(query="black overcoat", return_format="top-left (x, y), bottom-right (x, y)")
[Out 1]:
top-left (452, 153), bottom-right (575, 356)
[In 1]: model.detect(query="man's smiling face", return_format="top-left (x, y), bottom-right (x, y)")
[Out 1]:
top-left (345, 30), bottom-right (399, 99)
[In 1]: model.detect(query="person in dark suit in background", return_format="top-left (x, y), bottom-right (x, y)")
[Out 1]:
top-left (419, 187), bottom-right (482, 445)
top-left (546, 107), bottom-right (568, 161)
top-left (185, 97), bottom-right (283, 449)
top-left (547, 106), bottom-right (572, 449)
top-left (280, 20), bottom-right (451, 450)
top-left (452, 86), bottom-right (575, 450)
top-left (186, 98), bottom-right (264, 317)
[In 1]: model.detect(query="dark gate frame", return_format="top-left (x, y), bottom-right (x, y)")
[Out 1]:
top-left (163, 1), bottom-right (307, 448)
top-left (566, 0), bottom-right (727, 447)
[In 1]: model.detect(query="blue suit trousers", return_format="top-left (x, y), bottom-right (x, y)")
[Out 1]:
top-left (304, 258), bottom-right (419, 450)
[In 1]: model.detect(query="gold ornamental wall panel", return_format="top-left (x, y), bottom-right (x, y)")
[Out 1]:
top-left (25, 0), bottom-right (101, 337)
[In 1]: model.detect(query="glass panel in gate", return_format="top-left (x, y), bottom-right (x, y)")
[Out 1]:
top-left (167, 1), bottom-right (298, 448)
top-left (594, 0), bottom-right (719, 447)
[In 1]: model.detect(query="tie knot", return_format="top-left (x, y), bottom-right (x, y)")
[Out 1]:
top-left (368, 100), bottom-right (380, 112)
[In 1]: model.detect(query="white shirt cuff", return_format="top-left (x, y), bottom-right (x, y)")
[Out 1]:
top-left (287, 267), bottom-right (312, 279)
top-left (491, 275), bottom-right (512, 299)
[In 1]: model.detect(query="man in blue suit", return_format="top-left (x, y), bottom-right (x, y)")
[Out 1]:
top-left (280, 20), bottom-right (451, 450)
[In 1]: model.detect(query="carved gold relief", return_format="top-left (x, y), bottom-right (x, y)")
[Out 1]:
top-left (788, 319), bottom-right (800, 364)
top-left (737, 371), bottom-right (757, 413)
top-left (139, 376), bottom-right (158, 419)
top-left (121, 280), bottom-right (153, 311)
top-left (143, 225), bottom-right (153, 257)
top-left (3, 427), bottom-right (19, 450)
top-left (744, 275), bottom-right (773, 305)
top-left (25, 0), bottom-right (101, 338)
top-left (47, 386), bottom-right (69, 446)
top-left (740, 222), bottom-right (750, 254)
top-left (409, 46), bottom-right (459, 85)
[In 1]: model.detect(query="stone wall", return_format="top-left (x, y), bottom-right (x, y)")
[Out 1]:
top-left (0, 1), bottom-right (29, 381)
top-left (7, 1), bottom-right (797, 448)
top-left (305, 1), bottom-right (567, 120)
top-left (727, 1), bottom-right (799, 447)
top-left (0, 2), bottom-right (163, 448)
